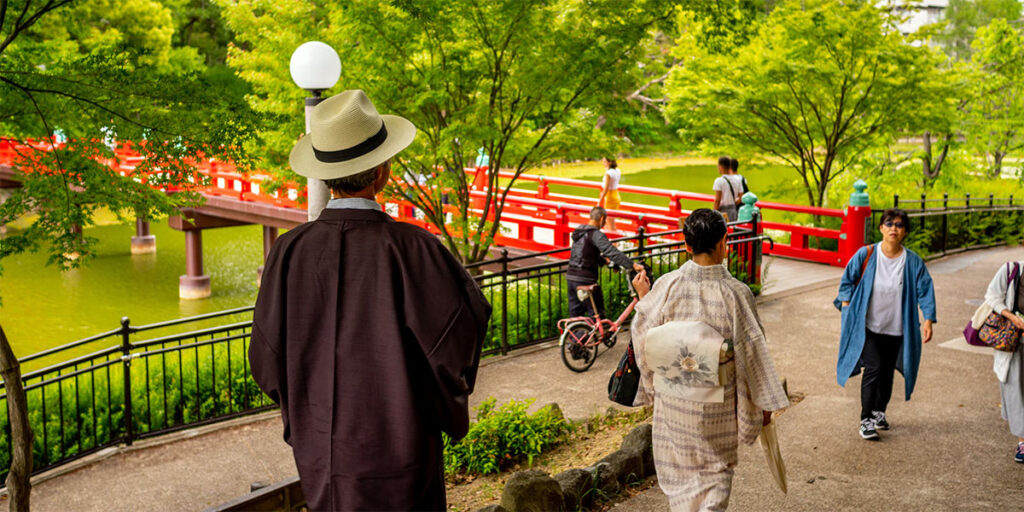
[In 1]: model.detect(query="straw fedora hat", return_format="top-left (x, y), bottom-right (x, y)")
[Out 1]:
top-left (289, 89), bottom-right (416, 180)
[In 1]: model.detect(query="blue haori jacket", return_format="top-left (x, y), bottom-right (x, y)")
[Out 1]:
top-left (833, 243), bottom-right (937, 400)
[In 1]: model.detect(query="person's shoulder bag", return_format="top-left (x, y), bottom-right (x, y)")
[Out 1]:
top-left (978, 262), bottom-right (1022, 352)
top-left (608, 340), bottom-right (640, 406)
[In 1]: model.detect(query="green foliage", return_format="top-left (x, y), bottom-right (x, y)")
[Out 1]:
top-left (443, 399), bottom-right (570, 475)
top-left (0, 0), bottom-right (262, 274)
top-left (221, 0), bottom-right (676, 263)
top-left (925, 0), bottom-right (1023, 61)
top-left (666, 0), bottom-right (952, 208)
top-left (963, 19), bottom-right (1024, 177)
top-left (0, 337), bottom-right (270, 480)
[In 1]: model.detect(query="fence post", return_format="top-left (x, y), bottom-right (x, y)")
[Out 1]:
top-left (839, 180), bottom-right (871, 266)
top-left (920, 193), bottom-right (926, 210)
top-left (941, 193), bottom-right (948, 256)
top-left (637, 226), bottom-right (646, 257)
top-left (752, 211), bottom-right (763, 285)
top-left (989, 193), bottom-right (994, 208)
top-left (893, 194), bottom-right (899, 208)
top-left (500, 249), bottom-right (509, 356)
top-left (120, 317), bottom-right (134, 447)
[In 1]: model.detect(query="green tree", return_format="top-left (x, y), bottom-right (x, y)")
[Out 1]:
top-left (0, 2), bottom-right (260, 508)
top-left (963, 18), bottom-right (1024, 178)
top-left (222, 0), bottom-right (676, 264)
top-left (929, 0), bottom-right (1022, 61)
top-left (666, 0), bottom-right (949, 207)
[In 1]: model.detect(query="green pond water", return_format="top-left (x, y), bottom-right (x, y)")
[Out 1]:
top-left (0, 163), bottom-right (809, 358)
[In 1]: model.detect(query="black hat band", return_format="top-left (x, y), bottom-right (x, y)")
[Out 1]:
top-left (312, 123), bottom-right (388, 163)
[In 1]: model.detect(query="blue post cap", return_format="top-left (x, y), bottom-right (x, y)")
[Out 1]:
top-left (737, 192), bottom-right (760, 222)
top-left (850, 179), bottom-right (870, 207)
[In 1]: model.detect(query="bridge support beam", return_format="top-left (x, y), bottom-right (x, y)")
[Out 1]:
top-left (256, 225), bottom-right (279, 287)
top-left (179, 230), bottom-right (211, 300)
top-left (131, 218), bottom-right (156, 255)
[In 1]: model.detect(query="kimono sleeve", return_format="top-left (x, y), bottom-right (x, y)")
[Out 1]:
top-left (834, 246), bottom-right (868, 310)
top-left (985, 264), bottom-right (1011, 314)
top-left (249, 241), bottom-right (290, 443)
top-left (402, 240), bottom-right (492, 441)
top-left (732, 285), bottom-right (789, 413)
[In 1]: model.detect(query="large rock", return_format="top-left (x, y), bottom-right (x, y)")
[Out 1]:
top-left (621, 423), bottom-right (655, 477)
top-left (536, 402), bottom-right (565, 422)
top-left (553, 468), bottom-right (594, 510)
top-left (500, 470), bottom-right (565, 512)
top-left (584, 461), bottom-right (621, 498)
top-left (599, 449), bottom-right (644, 486)
top-left (474, 505), bottom-right (509, 512)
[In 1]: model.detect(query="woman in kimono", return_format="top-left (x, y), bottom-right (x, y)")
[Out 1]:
top-left (834, 208), bottom-right (936, 441)
top-left (983, 260), bottom-right (1024, 462)
top-left (630, 209), bottom-right (789, 511)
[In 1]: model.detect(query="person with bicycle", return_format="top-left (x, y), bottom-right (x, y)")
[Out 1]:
top-left (567, 206), bottom-right (645, 319)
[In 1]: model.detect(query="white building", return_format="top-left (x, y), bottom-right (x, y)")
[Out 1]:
top-left (879, 0), bottom-right (949, 35)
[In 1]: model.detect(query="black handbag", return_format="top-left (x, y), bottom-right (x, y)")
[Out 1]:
top-left (608, 340), bottom-right (640, 406)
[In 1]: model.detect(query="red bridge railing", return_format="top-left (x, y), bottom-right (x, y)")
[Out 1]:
top-left (1, 138), bottom-right (870, 266)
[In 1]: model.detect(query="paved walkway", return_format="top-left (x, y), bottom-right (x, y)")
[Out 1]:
top-left (26, 249), bottom-right (1024, 510)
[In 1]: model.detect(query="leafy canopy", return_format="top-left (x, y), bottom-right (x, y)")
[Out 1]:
top-left (0, 0), bottom-right (260, 274)
top-left (222, 0), bottom-right (675, 263)
top-left (666, 0), bottom-right (950, 207)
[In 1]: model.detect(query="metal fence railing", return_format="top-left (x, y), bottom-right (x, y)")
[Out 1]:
top-left (870, 194), bottom-right (1024, 259)
top-left (0, 215), bottom-right (768, 484)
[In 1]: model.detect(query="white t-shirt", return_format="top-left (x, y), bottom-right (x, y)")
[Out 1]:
top-left (605, 168), bottom-right (621, 190)
top-left (712, 175), bottom-right (743, 207)
top-left (866, 245), bottom-right (907, 336)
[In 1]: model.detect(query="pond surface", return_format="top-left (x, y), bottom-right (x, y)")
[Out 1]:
top-left (0, 162), bottom-right (809, 357)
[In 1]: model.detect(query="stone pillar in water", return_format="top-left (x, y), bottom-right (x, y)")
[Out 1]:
top-left (131, 218), bottom-right (156, 254)
top-left (179, 229), bottom-right (211, 299)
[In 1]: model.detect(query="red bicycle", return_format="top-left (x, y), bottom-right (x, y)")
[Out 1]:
top-left (557, 277), bottom-right (640, 372)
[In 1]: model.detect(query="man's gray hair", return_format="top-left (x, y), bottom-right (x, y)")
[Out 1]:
top-left (324, 162), bottom-right (385, 195)
top-left (590, 206), bottom-right (607, 221)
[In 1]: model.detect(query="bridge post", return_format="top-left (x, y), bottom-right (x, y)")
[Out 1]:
top-left (839, 180), bottom-right (871, 266)
top-left (256, 225), bottom-right (279, 287)
top-left (131, 218), bottom-right (156, 255)
top-left (179, 229), bottom-right (211, 300)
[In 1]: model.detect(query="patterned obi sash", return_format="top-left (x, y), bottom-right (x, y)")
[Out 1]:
top-left (645, 321), bottom-right (734, 403)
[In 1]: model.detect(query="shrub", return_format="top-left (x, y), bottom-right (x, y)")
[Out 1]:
top-left (443, 398), bottom-right (571, 475)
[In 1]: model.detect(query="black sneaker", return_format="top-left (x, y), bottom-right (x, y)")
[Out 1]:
top-left (872, 411), bottom-right (890, 430)
top-left (859, 418), bottom-right (879, 440)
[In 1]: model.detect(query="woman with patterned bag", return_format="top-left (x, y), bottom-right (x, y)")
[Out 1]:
top-left (983, 260), bottom-right (1024, 463)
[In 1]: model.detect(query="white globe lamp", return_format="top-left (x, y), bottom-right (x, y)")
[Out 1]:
top-left (289, 41), bottom-right (341, 94)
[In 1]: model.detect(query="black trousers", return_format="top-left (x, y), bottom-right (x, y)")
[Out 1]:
top-left (567, 280), bottom-right (605, 318)
top-left (861, 329), bottom-right (903, 420)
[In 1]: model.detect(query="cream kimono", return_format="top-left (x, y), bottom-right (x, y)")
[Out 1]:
top-left (632, 261), bottom-right (789, 512)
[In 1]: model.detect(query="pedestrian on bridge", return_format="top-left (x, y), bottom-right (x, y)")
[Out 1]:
top-left (982, 260), bottom-right (1024, 462)
top-left (598, 157), bottom-right (622, 230)
top-left (712, 156), bottom-right (743, 222)
top-left (834, 208), bottom-right (936, 441)
top-left (250, 90), bottom-right (492, 511)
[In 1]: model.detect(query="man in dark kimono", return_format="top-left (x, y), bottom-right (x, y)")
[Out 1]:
top-left (250, 90), bottom-right (492, 511)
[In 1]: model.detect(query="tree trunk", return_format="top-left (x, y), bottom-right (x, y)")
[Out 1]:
top-left (0, 324), bottom-right (32, 512)
top-left (922, 132), bottom-right (950, 185)
top-left (991, 152), bottom-right (1006, 178)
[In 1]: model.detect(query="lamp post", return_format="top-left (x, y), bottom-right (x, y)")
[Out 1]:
top-left (290, 41), bottom-right (341, 221)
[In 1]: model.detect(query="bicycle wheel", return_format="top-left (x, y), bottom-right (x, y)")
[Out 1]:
top-left (560, 322), bottom-right (598, 372)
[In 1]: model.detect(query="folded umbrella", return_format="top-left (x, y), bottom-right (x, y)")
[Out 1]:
top-left (759, 415), bottom-right (788, 494)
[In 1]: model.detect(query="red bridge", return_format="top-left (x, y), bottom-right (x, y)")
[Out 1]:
top-left (0, 138), bottom-right (872, 298)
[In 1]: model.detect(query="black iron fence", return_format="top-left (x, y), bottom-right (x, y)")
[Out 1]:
top-left (0, 216), bottom-right (767, 484)
top-left (869, 194), bottom-right (1024, 259)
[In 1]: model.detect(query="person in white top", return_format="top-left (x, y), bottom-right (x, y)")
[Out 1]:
top-left (598, 157), bottom-right (622, 230)
top-left (712, 156), bottom-right (743, 222)
top-left (983, 260), bottom-right (1024, 463)
top-left (834, 209), bottom-right (936, 441)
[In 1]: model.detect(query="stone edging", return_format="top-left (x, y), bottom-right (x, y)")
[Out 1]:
top-left (474, 422), bottom-right (655, 512)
